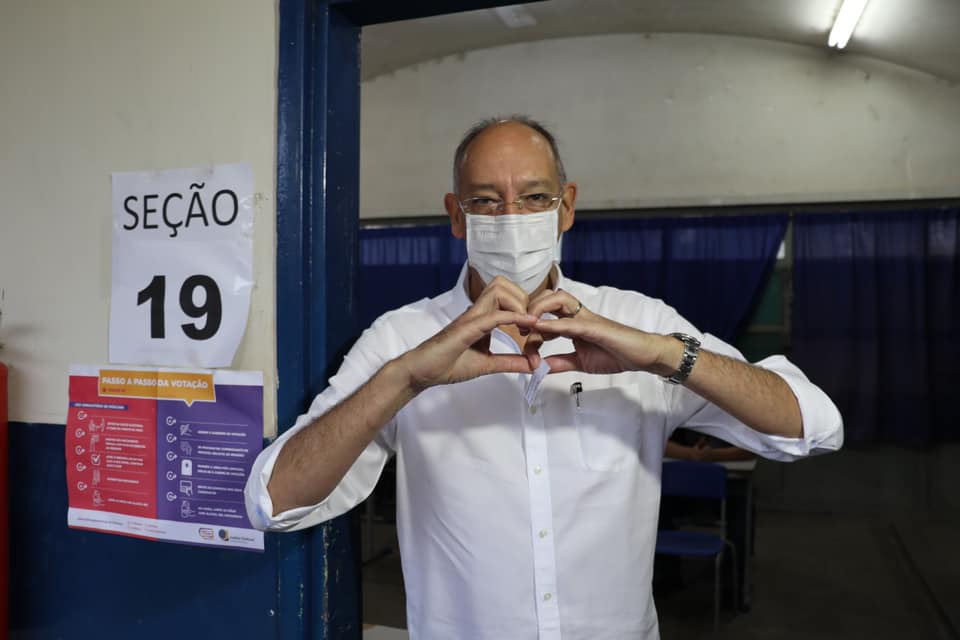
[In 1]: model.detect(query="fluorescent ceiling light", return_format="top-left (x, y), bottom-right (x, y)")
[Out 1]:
top-left (828, 0), bottom-right (869, 49)
top-left (493, 5), bottom-right (538, 29)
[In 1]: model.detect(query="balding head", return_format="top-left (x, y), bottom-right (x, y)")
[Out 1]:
top-left (452, 116), bottom-right (567, 194)
top-left (443, 116), bottom-right (578, 246)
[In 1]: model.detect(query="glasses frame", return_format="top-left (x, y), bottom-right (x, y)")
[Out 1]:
top-left (457, 191), bottom-right (564, 215)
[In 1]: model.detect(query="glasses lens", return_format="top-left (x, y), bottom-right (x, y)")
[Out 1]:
top-left (462, 194), bottom-right (558, 214)
top-left (521, 194), bottom-right (558, 212)
top-left (463, 198), bottom-right (499, 214)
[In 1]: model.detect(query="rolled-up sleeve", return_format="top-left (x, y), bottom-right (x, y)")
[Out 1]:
top-left (244, 321), bottom-right (403, 532)
top-left (668, 334), bottom-right (844, 462)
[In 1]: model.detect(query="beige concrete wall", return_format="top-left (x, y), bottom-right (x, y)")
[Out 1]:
top-left (360, 33), bottom-right (960, 218)
top-left (0, 1), bottom-right (279, 431)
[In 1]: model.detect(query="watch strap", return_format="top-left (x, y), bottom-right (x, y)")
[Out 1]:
top-left (665, 333), bottom-right (701, 385)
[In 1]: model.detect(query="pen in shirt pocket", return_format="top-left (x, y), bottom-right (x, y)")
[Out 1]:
top-left (570, 381), bottom-right (582, 408)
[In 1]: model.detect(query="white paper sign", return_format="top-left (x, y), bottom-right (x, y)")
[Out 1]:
top-left (110, 163), bottom-right (254, 367)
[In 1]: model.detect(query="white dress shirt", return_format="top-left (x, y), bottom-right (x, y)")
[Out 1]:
top-left (245, 266), bottom-right (843, 640)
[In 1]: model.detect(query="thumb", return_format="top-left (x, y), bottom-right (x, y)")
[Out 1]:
top-left (523, 331), bottom-right (543, 369)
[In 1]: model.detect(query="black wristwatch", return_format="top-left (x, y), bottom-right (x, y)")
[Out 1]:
top-left (664, 333), bottom-right (701, 385)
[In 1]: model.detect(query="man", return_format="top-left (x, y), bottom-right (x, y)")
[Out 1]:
top-left (245, 116), bottom-right (843, 639)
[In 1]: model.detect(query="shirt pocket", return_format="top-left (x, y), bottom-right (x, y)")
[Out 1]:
top-left (573, 387), bottom-right (642, 472)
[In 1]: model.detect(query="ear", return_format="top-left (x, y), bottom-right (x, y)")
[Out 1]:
top-left (558, 181), bottom-right (577, 233)
top-left (445, 192), bottom-right (466, 239)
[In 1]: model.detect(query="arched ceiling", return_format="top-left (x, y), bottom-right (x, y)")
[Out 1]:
top-left (361, 0), bottom-right (960, 83)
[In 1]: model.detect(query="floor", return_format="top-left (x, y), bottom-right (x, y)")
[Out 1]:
top-left (362, 511), bottom-right (960, 639)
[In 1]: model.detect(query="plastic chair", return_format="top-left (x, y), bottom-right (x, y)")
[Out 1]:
top-left (656, 460), bottom-right (738, 631)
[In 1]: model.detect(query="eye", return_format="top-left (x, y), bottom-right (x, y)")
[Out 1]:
top-left (524, 193), bottom-right (552, 203)
top-left (468, 197), bottom-right (498, 206)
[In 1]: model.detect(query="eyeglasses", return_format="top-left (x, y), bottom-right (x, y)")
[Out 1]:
top-left (458, 192), bottom-right (563, 215)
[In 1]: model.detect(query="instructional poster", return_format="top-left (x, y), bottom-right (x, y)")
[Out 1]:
top-left (66, 365), bottom-right (264, 551)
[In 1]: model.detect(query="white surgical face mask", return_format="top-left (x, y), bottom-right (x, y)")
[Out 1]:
top-left (465, 207), bottom-right (561, 294)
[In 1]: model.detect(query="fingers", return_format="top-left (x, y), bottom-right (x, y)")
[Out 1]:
top-left (523, 332), bottom-right (543, 369)
top-left (482, 353), bottom-right (539, 376)
top-left (460, 310), bottom-right (538, 344)
top-left (459, 276), bottom-right (546, 344)
top-left (472, 276), bottom-right (530, 317)
top-left (531, 317), bottom-right (589, 340)
top-left (527, 288), bottom-right (585, 320)
top-left (543, 353), bottom-right (580, 373)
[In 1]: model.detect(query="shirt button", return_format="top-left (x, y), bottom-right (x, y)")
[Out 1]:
top-left (538, 529), bottom-right (549, 539)
top-left (543, 593), bottom-right (552, 601)
top-left (533, 465), bottom-right (542, 475)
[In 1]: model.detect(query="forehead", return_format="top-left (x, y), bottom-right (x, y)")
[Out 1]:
top-left (459, 122), bottom-right (558, 184)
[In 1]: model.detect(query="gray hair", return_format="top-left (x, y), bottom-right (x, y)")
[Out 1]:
top-left (452, 115), bottom-right (567, 193)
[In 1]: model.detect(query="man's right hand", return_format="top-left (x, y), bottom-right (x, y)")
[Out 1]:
top-left (266, 277), bottom-right (541, 516)
top-left (397, 276), bottom-right (541, 392)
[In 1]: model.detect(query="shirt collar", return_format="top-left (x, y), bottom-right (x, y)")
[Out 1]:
top-left (439, 262), bottom-right (473, 321)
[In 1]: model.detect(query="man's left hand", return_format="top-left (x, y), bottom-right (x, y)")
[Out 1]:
top-left (528, 288), bottom-right (805, 440)
top-left (526, 289), bottom-right (681, 377)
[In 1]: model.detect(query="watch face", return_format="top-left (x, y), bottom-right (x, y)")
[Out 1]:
top-left (671, 332), bottom-right (701, 347)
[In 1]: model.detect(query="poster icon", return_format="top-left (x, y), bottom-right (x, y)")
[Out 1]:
top-left (90, 453), bottom-right (102, 466)
top-left (166, 451), bottom-right (178, 462)
top-left (93, 490), bottom-right (104, 507)
top-left (179, 424), bottom-right (192, 436)
top-left (166, 492), bottom-right (178, 502)
top-left (75, 428), bottom-right (86, 438)
top-left (179, 480), bottom-right (194, 496)
top-left (181, 459), bottom-right (193, 476)
top-left (166, 416), bottom-right (176, 426)
top-left (180, 501), bottom-right (196, 518)
top-left (166, 433), bottom-right (177, 444)
top-left (166, 470), bottom-right (177, 481)
top-left (76, 462), bottom-right (87, 472)
top-left (180, 441), bottom-right (192, 456)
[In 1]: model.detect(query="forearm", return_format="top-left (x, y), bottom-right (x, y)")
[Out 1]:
top-left (664, 440), bottom-right (693, 460)
top-left (653, 337), bottom-right (803, 439)
top-left (268, 358), bottom-right (416, 515)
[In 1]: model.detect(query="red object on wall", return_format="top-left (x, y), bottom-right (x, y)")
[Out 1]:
top-left (0, 361), bottom-right (8, 640)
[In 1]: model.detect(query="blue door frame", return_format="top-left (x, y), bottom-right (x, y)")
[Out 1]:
top-left (274, 1), bottom-right (541, 637)
top-left (275, 2), bottom-right (361, 638)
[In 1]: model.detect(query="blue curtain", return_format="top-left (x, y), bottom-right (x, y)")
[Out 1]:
top-left (792, 208), bottom-right (960, 447)
top-left (359, 214), bottom-right (787, 344)
top-left (358, 224), bottom-right (465, 329)
top-left (561, 214), bottom-right (788, 342)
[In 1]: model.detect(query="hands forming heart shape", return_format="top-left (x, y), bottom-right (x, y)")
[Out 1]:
top-left (400, 276), bottom-right (674, 392)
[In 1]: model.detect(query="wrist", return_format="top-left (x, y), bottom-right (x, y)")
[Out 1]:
top-left (383, 355), bottom-right (425, 401)
top-left (651, 334), bottom-right (685, 378)
top-left (661, 333), bottom-right (702, 385)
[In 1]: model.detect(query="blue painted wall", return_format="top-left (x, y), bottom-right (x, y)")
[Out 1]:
top-left (9, 422), bottom-right (279, 639)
